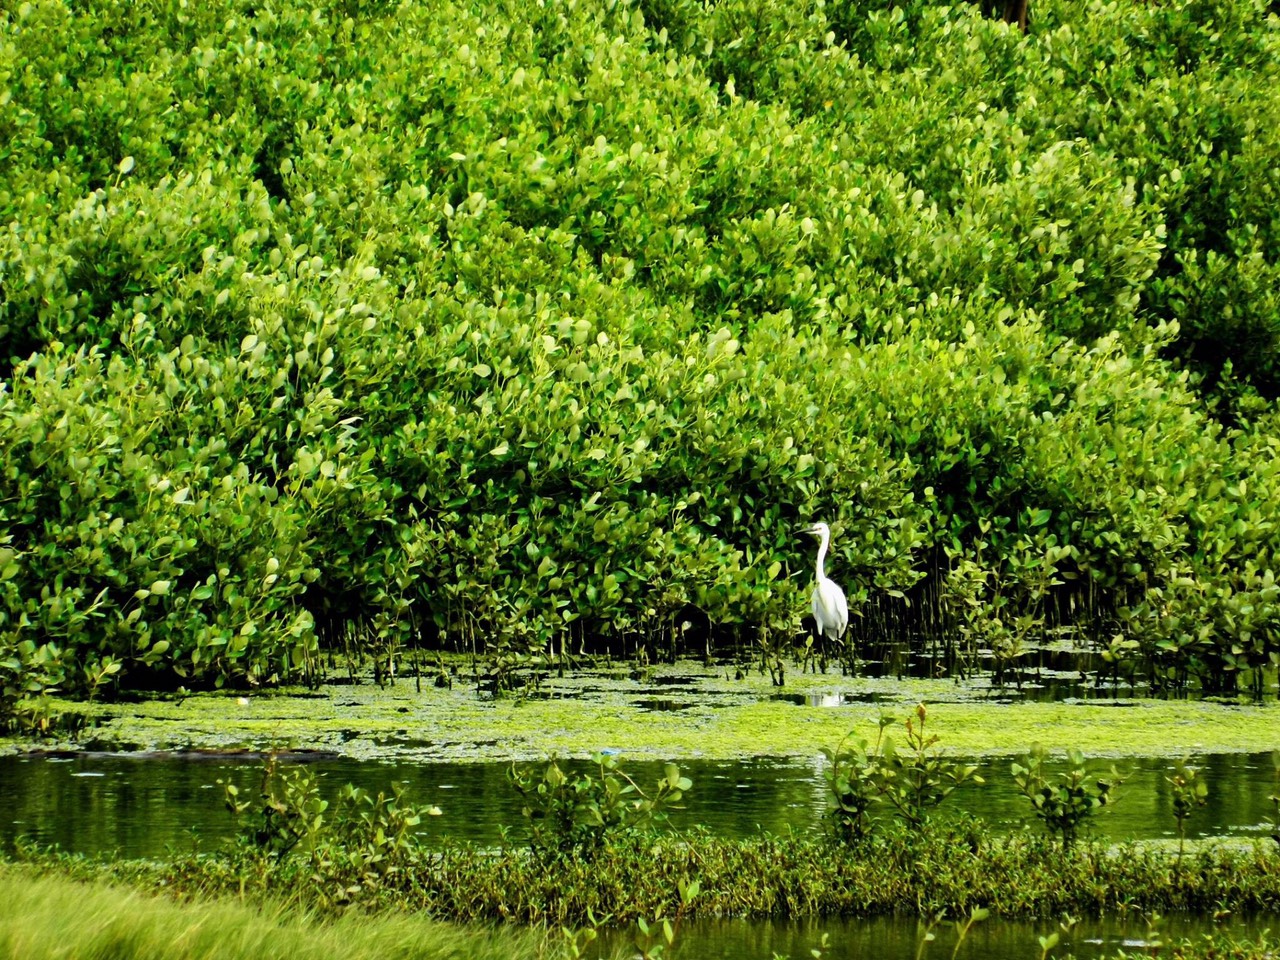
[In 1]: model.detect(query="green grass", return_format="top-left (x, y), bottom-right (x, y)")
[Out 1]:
top-left (32, 827), bottom-right (1276, 929)
top-left (3, 860), bottom-right (1275, 960)
top-left (0, 864), bottom-right (562, 960)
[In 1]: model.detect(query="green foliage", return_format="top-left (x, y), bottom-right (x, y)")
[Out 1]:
top-left (10, 856), bottom-right (1280, 960)
top-left (221, 759), bottom-right (329, 860)
top-left (0, 863), bottom-right (549, 960)
top-left (19, 816), bottom-right (1280, 930)
top-left (1167, 758), bottom-right (1209, 860)
top-left (1269, 750), bottom-right (1280, 852)
top-left (220, 758), bottom-right (440, 909)
top-left (2, 0), bottom-right (1280, 714)
top-left (1034, 916), bottom-right (1080, 960)
top-left (821, 716), bottom-right (894, 843)
top-left (508, 753), bottom-right (690, 861)
top-left (559, 919), bottom-right (602, 960)
top-left (309, 783), bottom-right (436, 909)
top-left (875, 704), bottom-right (985, 828)
top-left (634, 912), bottom-right (677, 960)
top-left (823, 704), bottom-right (983, 837)
top-left (940, 530), bottom-right (1071, 683)
top-left (1012, 744), bottom-right (1119, 849)
top-left (950, 906), bottom-right (991, 960)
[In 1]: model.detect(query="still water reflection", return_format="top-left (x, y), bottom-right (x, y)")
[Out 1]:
top-left (609, 915), bottom-right (1275, 960)
top-left (2, 751), bottom-right (1275, 859)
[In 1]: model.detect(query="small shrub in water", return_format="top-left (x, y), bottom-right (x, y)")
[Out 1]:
top-left (221, 758), bottom-right (439, 908)
top-left (222, 758), bottom-right (328, 860)
top-left (310, 783), bottom-right (438, 908)
top-left (1167, 758), bottom-right (1209, 860)
top-left (508, 753), bottom-right (690, 861)
top-left (877, 704), bottom-right (984, 829)
top-left (1012, 744), bottom-right (1119, 849)
top-left (821, 715), bottom-right (894, 843)
top-left (824, 705), bottom-right (983, 838)
top-left (1269, 750), bottom-right (1280, 851)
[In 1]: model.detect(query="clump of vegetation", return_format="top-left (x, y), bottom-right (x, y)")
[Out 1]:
top-left (508, 753), bottom-right (690, 861)
top-left (822, 703), bottom-right (983, 841)
top-left (1167, 758), bottom-right (1209, 861)
top-left (876, 704), bottom-right (985, 828)
top-left (1269, 750), bottom-right (1280, 851)
top-left (1011, 745), bottom-right (1119, 849)
top-left (0, 862), bottom-right (552, 960)
top-left (822, 718), bottom-right (893, 843)
top-left (3, 0), bottom-right (1280, 724)
top-left (219, 759), bottom-right (440, 910)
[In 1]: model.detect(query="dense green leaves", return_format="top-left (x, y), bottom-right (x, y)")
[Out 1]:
top-left (1, 0), bottom-right (1279, 706)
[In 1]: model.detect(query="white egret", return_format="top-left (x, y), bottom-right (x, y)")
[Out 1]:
top-left (802, 522), bottom-right (848, 643)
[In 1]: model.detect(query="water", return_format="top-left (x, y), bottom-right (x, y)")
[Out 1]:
top-left (847, 642), bottom-right (1279, 700)
top-left (2, 751), bottom-right (1276, 859)
top-left (604, 915), bottom-right (1275, 960)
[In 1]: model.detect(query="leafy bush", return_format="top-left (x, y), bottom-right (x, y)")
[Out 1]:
top-left (220, 758), bottom-right (439, 909)
top-left (508, 753), bottom-right (690, 861)
top-left (1012, 744), bottom-right (1119, 849)
top-left (2, 0), bottom-right (1279, 710)
top-left (1167, 757), bottom-right (1209, 860)
top-left (822, 719), bottom-right (892, 844)
top-left (823, 704), bottom-right (983, 838)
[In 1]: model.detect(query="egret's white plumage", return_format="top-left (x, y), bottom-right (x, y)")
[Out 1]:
top-left (803, 522), bottom-right (848, 642)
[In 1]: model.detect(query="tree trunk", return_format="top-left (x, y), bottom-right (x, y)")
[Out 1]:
top-left (981, 0), bottom-right (1028, 30)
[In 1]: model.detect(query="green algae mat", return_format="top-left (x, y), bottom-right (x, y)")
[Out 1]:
top-left (8, 663), bottom-right (1277, 762)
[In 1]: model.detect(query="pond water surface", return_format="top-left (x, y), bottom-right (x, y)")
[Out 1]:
top-left (601, 914), bottom-right (1275, 960)
top-left (2, 750), bottom-right (1275, 859)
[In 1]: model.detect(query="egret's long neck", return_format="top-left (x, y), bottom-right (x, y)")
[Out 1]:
top-left (815, 528), bottom-right (829, 582)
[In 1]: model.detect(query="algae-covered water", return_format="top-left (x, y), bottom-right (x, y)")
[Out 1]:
top-left (3, 749), bottom-right (1276, 859)
top-left (11, 660), bottom-right (1279, 764)
top-left (5, 664), bottom-right (1279, 960)
top-left (5, 661), bottom-right (1278, 858)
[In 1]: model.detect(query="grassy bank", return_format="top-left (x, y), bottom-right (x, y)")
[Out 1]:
top-left (0, 863), bottom-right (561, 960)
top-left (4, 857), bottom-right (1277, 960)
top-left (19, 826), bottom-right (1279, 929)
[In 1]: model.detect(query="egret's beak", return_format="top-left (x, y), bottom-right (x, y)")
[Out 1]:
top-left (798, 524), bottom-right (820, 536)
